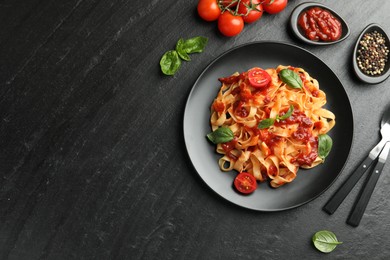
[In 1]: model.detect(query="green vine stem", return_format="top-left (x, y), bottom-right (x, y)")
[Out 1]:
top-left (218, 0), bottom-right (264, 16)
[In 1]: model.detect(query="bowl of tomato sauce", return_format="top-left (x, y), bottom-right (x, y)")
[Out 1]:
top-left (289, 2), bottom-right (350, 45)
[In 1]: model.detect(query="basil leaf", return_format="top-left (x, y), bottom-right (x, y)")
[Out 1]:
top-left (279, 69), bottom-right (303, 89)
top-left (277, 104), bottom-right (294, 121)
top-left (160, 50), bottom-right (181, 75)
top-left (176, 38), bottom-right (191, 61)
top-left (258, 118), bottom-right (275, 129)
top-left (318, 134), bottom-right (333, 160)
top-left (207, 126), bottom-right (234, 144)
top-left (181, 36), bottom-right (208, 54)
top-left (312, 230), bottom-right (342, 253)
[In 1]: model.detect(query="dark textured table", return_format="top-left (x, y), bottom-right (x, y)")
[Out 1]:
top-left (1, 0), bottom-right (390, 259)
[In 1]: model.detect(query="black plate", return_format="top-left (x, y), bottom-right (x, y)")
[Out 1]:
top-left (289, 2), bottom-right (350, 46)
top-left (183, 41), bottom-right (353, 211)
top-left (352, 23), bottom-right (390, 84)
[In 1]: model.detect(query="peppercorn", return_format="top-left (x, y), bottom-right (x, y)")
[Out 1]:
top-left (356, 31), bottom-right (389, 76)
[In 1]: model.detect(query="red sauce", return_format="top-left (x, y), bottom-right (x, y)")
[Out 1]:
top-left (263, 95), bottom-right (271, 104)
top-left (298, 7), bottom-right (342, 42)
top-left (234, 101), bottom-right (249, 117)
top-left (294, 147), bottom-right (318, 166)
top-left (212, 100), bottom-right (225, 113)
top-left (311, 89), bottom-right (319, 97)
top-left (218, 72), bottom-right (247, 84)
top-left (222, 138), bottom-right (238, 160)
top-left (274, 110), bottom-right (318, 166)
top-left (268, 165), bottom-right (277, 176)
top-left (314, 121), bottom-right (323, 130)
top-left (275, 110), bottom-right (313, 128)
top-left (239, 85), bottom-right (253, 102)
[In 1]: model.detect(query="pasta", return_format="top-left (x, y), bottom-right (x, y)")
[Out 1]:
top-left (209, 65), bottom-right (335, 188)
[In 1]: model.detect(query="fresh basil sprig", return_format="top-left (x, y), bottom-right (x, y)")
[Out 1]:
top-left (258, 105), bottom-right (294, 129)
top-left (318, 134), bottom-right (333, 160)
top-left (160, 36), bottom-right (208, 75)
top-left (176, 36), bottom-right (208, 61)
top-left (279, 69), bottom-right (303, 89)
top-left (160, 50), bottom-right (181, 75)
top-left (312, 230), bottom-right (342, 253)
top-left (207, 126), bottom-right (234, 144)
top-left (175, 39), bottom-right (191, 61)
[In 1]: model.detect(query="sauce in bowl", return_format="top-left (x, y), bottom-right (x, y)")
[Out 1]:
top-left (298, 7), bottom-right (342, 42)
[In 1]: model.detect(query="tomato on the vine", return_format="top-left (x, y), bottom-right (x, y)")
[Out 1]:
top-left (197, 0), bottom-right (221, 22)
top-left (262, 0), bottom-right (288, 14)
top-left (248, 67), bottom-right (271, 88)
top-left (238, 0), bottom-right (263, 24)
top-left (218, 12), bottom-right (244, 37)
top-left (234, 172), bottom-right (257, 194)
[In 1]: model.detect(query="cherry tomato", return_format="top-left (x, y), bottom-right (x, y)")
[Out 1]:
top-left (238, 0), bottom-right (263, 24)
top-left (234, 172), bottom-right (257, 194)
top-left (197, 0), bottom-right (221, 22)
top-left (262, 0), bottom-right (288, 14)
top-left (218, 12), bottom-right (244, 37)
top-left (248, 68), bottom-right (271, 88)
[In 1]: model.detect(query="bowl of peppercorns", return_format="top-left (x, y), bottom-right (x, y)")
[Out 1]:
top-left (353, 23), bottom-right (390, 84)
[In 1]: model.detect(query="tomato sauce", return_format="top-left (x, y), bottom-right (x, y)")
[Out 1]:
top-left (274, 110), bottom-right (318, 166)
top-left (268, 165), bottom-right (277, 176)
top-left (298, 7), bottom-right (342, 42)
top-left (234, 101), bottom-right (249, 117)
top-left (222, 138), bottom-right (238, 160)
top-left (212, 100), bottom-right (225, 113)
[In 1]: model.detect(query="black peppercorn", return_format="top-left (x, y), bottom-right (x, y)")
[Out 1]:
top-left (356, 31), bottom-right (389, 76)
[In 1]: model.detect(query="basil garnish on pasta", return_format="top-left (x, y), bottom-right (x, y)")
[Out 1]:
top-left (279, 69), bottom-right (303, 89)
top-left (207, 126), bottom-right (234, 144)
top-left (277, 104), bottom-right (294, 120)
top-left (258, 118), bottom-right (275, 129)
top-left (258, 104), bottom-right (294, 129)
top-left (318, 134), bottom-right (333, 160)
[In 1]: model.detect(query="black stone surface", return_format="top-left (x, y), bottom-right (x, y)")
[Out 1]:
top-left (1, 0), bottom-right (389, 259)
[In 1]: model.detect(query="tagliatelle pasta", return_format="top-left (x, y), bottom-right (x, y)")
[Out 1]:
top-left (209, 65), bottom-right (335, 188)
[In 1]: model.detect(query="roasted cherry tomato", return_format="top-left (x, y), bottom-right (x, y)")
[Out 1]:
top-left (262, 0), bottom-right (288, 14)
top-left (248, 68), bottom-right (271, 88)
top-left (234, 172), bottom-right (257, 194)
top-left (217, 12), bottom-right (244, 37)
top-left (238, 0), bottom-right (263, 23)
top-left (197, 0), bottom-right (221, 22)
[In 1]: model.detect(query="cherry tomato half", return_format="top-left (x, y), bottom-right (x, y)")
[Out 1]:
top-left (197, 0), bottom-right (221, 22)
top-left (263, 0), bottom-right (288, 14)
top-left (238, 0), bottom-right (263, 24)
top-left (234, 172), bottom-right (257, 194)
top-left (218, 12), bottom-right (244, 37)
top-left (248, 68), bottom-right (271, 88)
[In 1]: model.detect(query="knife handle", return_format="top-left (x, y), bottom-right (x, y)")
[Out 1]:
top-left (347, 159), bottom-right (386, 227)
top-left (323, 156), bottom-right (374, 215)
